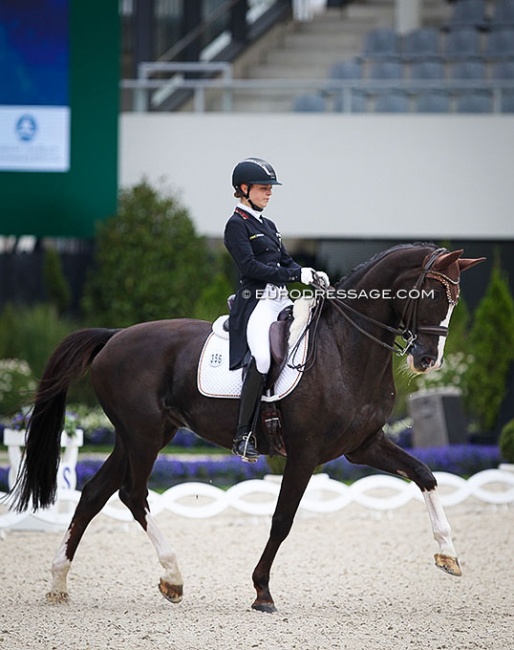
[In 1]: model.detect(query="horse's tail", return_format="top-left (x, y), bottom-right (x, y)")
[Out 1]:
top-left (10, 327), bottom-right (120, 513)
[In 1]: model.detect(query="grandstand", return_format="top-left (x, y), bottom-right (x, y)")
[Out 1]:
top-left (121, 0), bottom-right (514, 113)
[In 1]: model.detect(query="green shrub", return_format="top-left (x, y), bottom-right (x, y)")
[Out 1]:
top-left (82, 180), bottom-right (228, 327)
top-left (0, 303), bottom-right (76, 379)
top-left (499, 418), bottom-right (514, 463)
top-left (463, 262), bottom-right (514, 432)
top-left (0, 359), bottom-right (37, 417)
top-left (391, 297), bottom-right (471, 418)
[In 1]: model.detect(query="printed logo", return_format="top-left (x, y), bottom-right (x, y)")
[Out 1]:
top-left (15, 114), bottom-right (37, 142)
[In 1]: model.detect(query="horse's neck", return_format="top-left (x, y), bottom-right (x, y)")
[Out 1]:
top-left (339, 263), bottom-right (402, 330)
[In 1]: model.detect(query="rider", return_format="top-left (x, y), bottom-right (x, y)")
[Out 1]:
top-left (224, 157), bottom-right (330, 461)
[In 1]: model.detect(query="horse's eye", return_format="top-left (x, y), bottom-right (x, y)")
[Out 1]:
top-left (430, 288), bottom-right (443, 302)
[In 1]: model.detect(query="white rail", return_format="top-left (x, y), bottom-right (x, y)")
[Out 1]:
top-left (1, 470), bottom-right (513, 532)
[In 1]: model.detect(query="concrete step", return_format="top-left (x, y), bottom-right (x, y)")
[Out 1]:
top-left (249, 62), bottom-right (335, 80)
top-left (264, 47), bottom-right (357, 70)
top-left (280, 31), bottom-right (363, 53)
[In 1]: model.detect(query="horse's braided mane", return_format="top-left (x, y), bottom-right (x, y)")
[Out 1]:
top-left (335, 241), bottom-right (438, 289)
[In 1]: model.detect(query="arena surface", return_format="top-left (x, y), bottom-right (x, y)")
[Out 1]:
top-left (1, 500), bottom-right (512, 650)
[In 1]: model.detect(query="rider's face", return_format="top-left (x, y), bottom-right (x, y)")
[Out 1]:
top-left (243, 184), bottom-right (273, 210)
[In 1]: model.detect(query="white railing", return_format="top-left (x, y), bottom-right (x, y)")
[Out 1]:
top-left (1, 470), bottom-right (513, 532)
top-left (121, 63), bottom-right (514, 113)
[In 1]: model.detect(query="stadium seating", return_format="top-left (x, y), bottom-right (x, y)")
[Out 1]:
top-left (319, 2), bottom-right (514, 114)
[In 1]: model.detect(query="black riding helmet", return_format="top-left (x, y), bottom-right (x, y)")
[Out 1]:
top-left (232, 158), bottom-right (282, 212)
top-left (232, 157), bottom-right (282, 190)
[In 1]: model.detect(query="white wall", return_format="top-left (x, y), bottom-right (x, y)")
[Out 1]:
top-left (120, 113), bottom-right (514, 240)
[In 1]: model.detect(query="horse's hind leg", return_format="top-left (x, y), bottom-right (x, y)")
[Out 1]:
top-left (118, 438), bottom-right (183, 604)
top-left (47, 442), bottom-right (127, 603)
top-left (346, 430), bottom-right (461, 577)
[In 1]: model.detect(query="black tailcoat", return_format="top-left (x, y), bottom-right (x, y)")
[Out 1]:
top-left (224, 206), bottom-right (302, 370)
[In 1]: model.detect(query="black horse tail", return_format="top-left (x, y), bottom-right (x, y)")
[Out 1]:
top-left (10, 328), bottom-right (120, 513)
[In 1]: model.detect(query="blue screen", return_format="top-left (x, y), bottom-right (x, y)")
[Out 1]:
top-left (0, 0), bottom-right (69, 106)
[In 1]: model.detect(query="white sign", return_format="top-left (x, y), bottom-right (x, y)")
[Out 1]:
top-left (0, 105), bottom-right (70, 172)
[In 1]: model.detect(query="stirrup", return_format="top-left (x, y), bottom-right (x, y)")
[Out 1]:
top-left (232, 433), bottom-right (260, 463)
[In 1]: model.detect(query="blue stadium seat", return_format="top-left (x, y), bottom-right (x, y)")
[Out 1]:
top-left (450, 60), bottom-right (487, 79)
top-left (500, 89), bottom-right (514, 111)
top-left (444, 0), bottom-right (489, 31)
top-left (443, 27), bottom-right (482, 60)
top-left (362, 28), bottom-right (401, 59)
top-left (293, 94), bottom-right (326, 112)
top-left (335, 89), bottom-right (368, 113)
top-left (491, 0), bottom-right (514, 28)
top-left (485, 27), bottom-right (514, 59)
top-left (491, 60), bottom-right (514, 77)
top-left (401, 28), bottom-right (441, 60)
top-left (455, 90), bottom-right (492, 112)
top-left (415, 91), bottom-right (451, 113)
top-left (329, 59), bottom-right (363, 80)
top-left (368, 60), bottom-right (404, 80)
top-left (410, 60), bottom-right (446, 80)
top-left (374, 90), bottom-right (410, 112)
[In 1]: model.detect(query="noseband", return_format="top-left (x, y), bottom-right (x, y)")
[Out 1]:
top-left (327, 247), bottom-right (460, 357)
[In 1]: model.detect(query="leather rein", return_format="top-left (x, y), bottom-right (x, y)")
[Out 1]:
top-left (318, 247), bottom-right (460, 358)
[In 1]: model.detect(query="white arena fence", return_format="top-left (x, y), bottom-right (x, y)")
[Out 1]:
top-left (1, 470), bottom-right (513, 532)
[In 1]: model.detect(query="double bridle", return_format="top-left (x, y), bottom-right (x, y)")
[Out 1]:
top-left (321, 247), bottom-right (460, 357)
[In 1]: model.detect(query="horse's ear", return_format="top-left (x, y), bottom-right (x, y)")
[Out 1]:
top-left (432, 249), bottom-right (464, 270)
top-left (458, 257), bottom-right (486, 272)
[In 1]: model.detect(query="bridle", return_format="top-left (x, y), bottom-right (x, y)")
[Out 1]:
top-left (320, 247), bottom-right (460, 357)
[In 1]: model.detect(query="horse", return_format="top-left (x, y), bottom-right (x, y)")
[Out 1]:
top-left (10, 243), bottom-right (484, 612)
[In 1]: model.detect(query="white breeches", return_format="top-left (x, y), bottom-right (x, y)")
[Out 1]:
top-left (246, 284), bottom-right (293, 374)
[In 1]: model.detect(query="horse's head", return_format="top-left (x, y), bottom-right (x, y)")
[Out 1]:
top-left (401, 248), bottom-right (485, 374)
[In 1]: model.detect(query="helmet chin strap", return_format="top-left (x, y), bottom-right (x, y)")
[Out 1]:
top-left (243, 185), bottom-right (263, 212)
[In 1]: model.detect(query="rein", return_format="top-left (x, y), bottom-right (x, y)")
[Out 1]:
top-left (307, 248), bottom-right (459, 362)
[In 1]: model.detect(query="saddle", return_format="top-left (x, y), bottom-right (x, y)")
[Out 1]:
top-left (224, 295), bottom-right (294, 392)
top-left (224, 295), bottom-right (294, 458)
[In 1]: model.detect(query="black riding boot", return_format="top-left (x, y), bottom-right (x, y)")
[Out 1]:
top-left (233, 358), bottom-right (265, 462)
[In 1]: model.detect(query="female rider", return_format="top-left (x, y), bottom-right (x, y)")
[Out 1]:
top-left (224, 157), bottom-right (329, 461)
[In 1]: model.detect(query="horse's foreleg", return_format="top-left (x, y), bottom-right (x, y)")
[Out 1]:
top-left (47, 445), bottom-right (127, 603)
top-left (422, 489), bottom-right (461, 575)
top-left (252, 461), bottom-right (316, 613)
top-left (346, 431), bottom-right (461, 577)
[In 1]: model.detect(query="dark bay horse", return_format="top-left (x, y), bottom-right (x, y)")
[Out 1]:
top-left (11, 243), bottom-right (484, 612)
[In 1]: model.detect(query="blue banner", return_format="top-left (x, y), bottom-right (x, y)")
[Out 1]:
top-left (0, 0), bottom-right (70, 171)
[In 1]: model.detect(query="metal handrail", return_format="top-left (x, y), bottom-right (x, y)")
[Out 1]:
top-left (121, 73), bottom-right (514, 113)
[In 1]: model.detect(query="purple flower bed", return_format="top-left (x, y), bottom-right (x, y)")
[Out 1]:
top-left (85, 427), bottom-right (218, 449)
top-left (0, 445), bottom-right (503, 494)
top-left (76, 455), bottom-right (270, 490)
top-left (324, 444), bottom-right (502, 483)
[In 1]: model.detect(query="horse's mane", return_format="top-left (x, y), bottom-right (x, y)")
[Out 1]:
top-left (335, 242), bottom-right (438, 289)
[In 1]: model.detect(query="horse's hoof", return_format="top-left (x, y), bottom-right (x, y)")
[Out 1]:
top-left (46, 590), bottom-right (69, 604)
top-left (251, 600), bottom-right (277, 614)
top-left (434, 553), bottom-right (462, 577)
top-left (158, 578), bottom-right (183, 603)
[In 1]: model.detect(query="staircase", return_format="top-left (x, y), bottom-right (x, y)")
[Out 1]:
top-left (229, 0), bottom-right (453, 112)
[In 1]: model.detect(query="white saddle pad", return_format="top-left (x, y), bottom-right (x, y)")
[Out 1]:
top-left (197, 298), bottom-right (313, 402)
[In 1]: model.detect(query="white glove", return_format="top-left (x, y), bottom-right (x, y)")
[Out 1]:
top-left (301, 267), bottom-right (330, 288)
top-left (315, 271), bottom-right (330, 288)
top-left (301, 267), bottom-right (316, 285)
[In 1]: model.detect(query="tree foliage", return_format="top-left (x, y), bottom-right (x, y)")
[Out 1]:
top-left (43, 247), bottom-right (71, 315)
top-left (82, 181), bottom-right (227, 327)
top-left (463, 261), bottom-right (514, 432)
